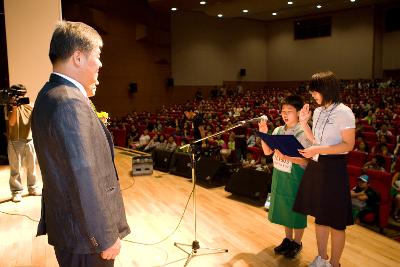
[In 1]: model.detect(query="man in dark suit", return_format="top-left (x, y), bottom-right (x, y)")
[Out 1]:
top-left (32, 21), bottom-right (130, 267)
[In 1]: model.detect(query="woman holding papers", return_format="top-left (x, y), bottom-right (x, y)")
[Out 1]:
top-left (259, 95), bottom-right (312, 259)
top-left (293, 71), bottom-right (355, 267)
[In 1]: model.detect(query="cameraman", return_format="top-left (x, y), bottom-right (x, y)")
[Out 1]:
top-left (6, 84), bottom-right (40, 202)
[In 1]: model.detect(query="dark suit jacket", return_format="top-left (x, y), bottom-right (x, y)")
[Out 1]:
top-left (32, 74), bottom-right (130, 254)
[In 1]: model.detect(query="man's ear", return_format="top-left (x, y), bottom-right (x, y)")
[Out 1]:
top-left (71, 50), bottom-right (84, 67)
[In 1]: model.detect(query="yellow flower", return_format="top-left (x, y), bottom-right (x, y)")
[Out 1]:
top-left (97, 111), bottom-right (109, 119)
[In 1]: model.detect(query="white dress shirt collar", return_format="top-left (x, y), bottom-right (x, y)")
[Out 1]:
top-left (52, 72), bottom-right (88, 98)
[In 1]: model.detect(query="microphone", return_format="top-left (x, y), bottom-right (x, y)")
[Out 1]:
top-left (240, 115), bottom-right (268, 125)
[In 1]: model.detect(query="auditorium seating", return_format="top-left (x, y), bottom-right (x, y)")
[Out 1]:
top-left (363, 132), bottom-right (378, 143)
top-left (347, 151), bottom-right (367, 167)
top-left (347, 165), bottom-right (362, 189)
top-left (362, 169), bottom-right (392, 231)
top-left (106, 84), bottom-right (400, 232)
top-left (366, 153), bottom-right (392, 172)
top-left (111, 128), bottom-right (126, 147)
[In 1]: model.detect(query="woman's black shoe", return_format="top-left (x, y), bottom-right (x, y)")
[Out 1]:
top-left (274, 238), bottom-right (292, 255)
top-left (284, 241), bottom-right (302, 258)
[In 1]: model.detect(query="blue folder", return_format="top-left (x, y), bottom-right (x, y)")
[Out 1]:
top-left (256, 131), bottom-right (305, 158)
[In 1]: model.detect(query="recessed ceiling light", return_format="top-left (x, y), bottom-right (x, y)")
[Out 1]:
top-left (272, 12), bottom-right (277, 16)
top-left (200, 1), bottom-right (206, 5)
top-left (217, 14), bottom-right (223, 18)
top-left (316, 4), bottom-right (322, 9)
top-left (171, 7), bottom-right (177, 11)
top-left (288, 1), bottom-right (293, 4)
top-left (243, 9), bottom-right (249, 13)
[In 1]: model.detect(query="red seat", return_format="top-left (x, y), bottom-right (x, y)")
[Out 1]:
top-left (347, 165), bottom-right (362, 189)
top-left (347, 151), bottom-right (367, 167)
top-left (393, 157), bottom-right (400, 173)
top-left (362, 125), bottom-right (375, 133)
top-left (366, 141), bottom-right (377, 152)
top-left (247, 146), bottom-right (262, 163)
top-left (363, 132), bottom-right (378, 143)
top-left (222, 133), bottom-right (230, 143)
top-left (163, 127), bottom-right (176, 136)
top-left (246, 128), bottom-right (253, 135)
top-left (175, 136), bottom-right (182, 146)
top-left (149, 132), bottom-right (156, 139)
top-left (366, 153), bottom-right (392, 172)
top-left (364, 169), bottom-right (392, 229)
top-left (387, 134), bottom-right (397, 144)
top-left (112, 129), bottom-right (126, 147)
top-left (386, 143), bottom-right (395, 153)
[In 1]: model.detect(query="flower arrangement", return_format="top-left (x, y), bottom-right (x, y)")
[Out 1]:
top-left (97, 111), bottom-right (109, 125)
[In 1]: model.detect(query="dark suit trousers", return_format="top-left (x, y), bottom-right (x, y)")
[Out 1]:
top-left (54, 248), bottom-right (114, 267)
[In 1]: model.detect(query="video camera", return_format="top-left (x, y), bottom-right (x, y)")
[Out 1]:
top-left (0, 84), bottom-right (30, 107)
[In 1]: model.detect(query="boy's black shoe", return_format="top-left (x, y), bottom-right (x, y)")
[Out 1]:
top-left (274, 238), bottom-right (292, 255)
top-left (284, 241), bottom-right (302, 259)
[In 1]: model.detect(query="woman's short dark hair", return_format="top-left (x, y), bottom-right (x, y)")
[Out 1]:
top-left (49, 21), bottom-right (102, 64)
top-left (281, 95), bottom-right (304, 111)
top-left (310, 71), bottom-right (341, 105)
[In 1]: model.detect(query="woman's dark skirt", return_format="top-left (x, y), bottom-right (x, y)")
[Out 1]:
top-left (293, 154), bottom-right (354, 230)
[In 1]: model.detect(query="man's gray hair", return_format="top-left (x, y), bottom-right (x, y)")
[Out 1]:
top-left (49, 21), bottom-right (102, 64)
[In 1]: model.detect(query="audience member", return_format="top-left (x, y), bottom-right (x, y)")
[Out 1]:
top-left (351, 175), bottom-right (380, 224)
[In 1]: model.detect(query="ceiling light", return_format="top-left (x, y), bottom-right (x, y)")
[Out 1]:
top-left (200, 1), bottom-right (206, 5)
top-left (217, 14), bottom-right (223, 18)
top-left (288, 1), bottom-right (293, 4)
top-left (350, 0), bottom-right (356, 2)
top-left (316, 5), bottom-right (322, 9)
top-left (243, 9), bottom-right (249, 13)
top-left (171, 7), bottom-right (177, 11)
top-left (272, 12), bottom-right (277, 16)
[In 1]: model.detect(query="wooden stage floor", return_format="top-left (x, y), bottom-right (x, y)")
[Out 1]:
top-left (0, 148), bottom-right (399, 267)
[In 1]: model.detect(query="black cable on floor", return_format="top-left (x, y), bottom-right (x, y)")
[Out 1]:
top-left (0, 210), bottom-right (39, 222)
top-left (122, 179), bottom-right (195, 246)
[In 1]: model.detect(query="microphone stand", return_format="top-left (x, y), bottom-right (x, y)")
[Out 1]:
top-left (174, 120), bottom-right (252, 266)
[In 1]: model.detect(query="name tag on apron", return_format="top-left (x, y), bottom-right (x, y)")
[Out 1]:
top-left (273, 154), bottom-right (292, 173)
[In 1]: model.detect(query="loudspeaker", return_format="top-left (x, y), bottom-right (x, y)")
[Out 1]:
top-left (129, 82), bottom-right (138, 93)
top-left (196, 157), bottom-right (229, 186)
top-left (152, 149), bottom-right (174, 171)
top-left (239, 68), bottom-right (246, 77)
top-left (169, 152), bottom-right (192, 178)
top-left (166, 78), bottom-right (174, 87)
top-left (225, 168), bottom-right (272, 200)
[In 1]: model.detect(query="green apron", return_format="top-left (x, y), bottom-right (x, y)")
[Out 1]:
top-left (268, 126), bottom-right (307, 229)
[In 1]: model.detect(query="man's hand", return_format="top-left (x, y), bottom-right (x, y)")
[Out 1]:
top-left (100, 237), bottom-right (121, 260)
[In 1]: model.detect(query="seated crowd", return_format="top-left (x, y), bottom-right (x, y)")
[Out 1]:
top-left (107, 79), bottom-right (400, 226)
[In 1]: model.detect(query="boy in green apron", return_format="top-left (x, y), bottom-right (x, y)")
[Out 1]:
top-left (259, 95), bottom-right (311, 258)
